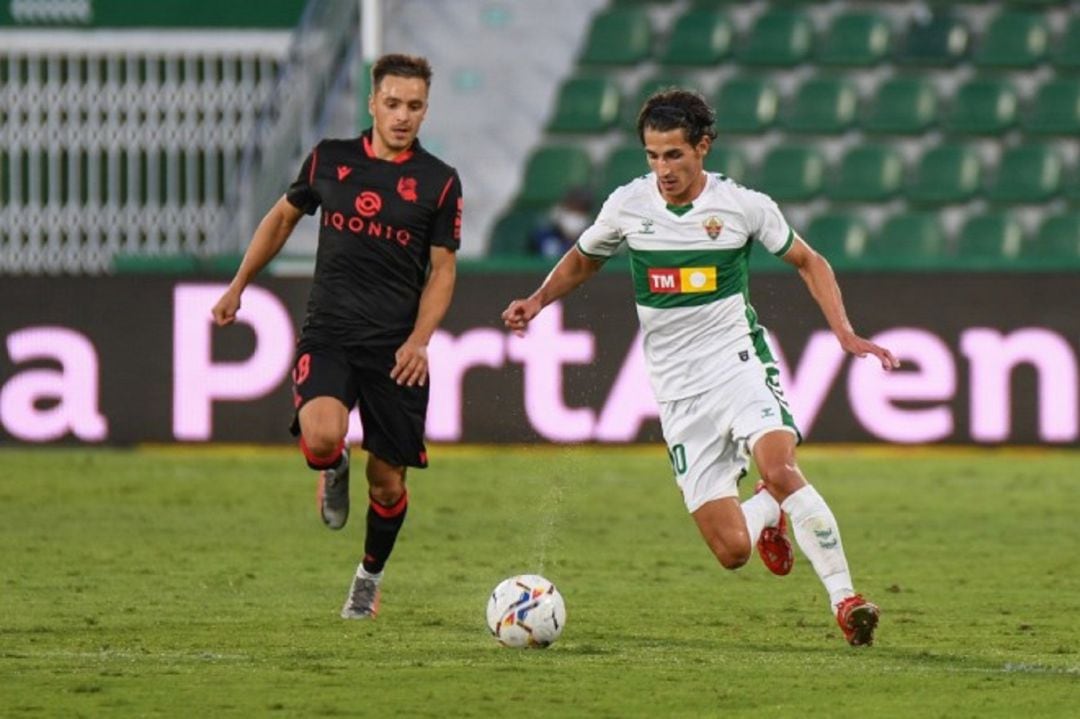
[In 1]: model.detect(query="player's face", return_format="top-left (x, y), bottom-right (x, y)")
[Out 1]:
top-left (369, 75), bottom-right (429, 157)
top-left (643, 128), bottom-right (710, 205)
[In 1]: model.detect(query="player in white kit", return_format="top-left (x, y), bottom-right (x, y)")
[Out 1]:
top-left (502, 89), bottom-right (899, 646)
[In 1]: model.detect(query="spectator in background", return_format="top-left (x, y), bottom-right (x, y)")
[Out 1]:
top-left (529, 187), bottom-right (594, 259)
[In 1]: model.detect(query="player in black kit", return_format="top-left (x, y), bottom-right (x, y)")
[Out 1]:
top-left (211, 54), bottom-right (462, 620)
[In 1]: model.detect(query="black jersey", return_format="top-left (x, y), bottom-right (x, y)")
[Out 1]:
top-left (285, 130), bottom-right (462, 347)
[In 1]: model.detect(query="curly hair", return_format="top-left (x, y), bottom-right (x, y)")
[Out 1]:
top-left (636, 88), bottom-right (717, 146)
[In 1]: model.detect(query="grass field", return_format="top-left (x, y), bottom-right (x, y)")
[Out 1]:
top-left (1, 445), bottom-right (1077, 718)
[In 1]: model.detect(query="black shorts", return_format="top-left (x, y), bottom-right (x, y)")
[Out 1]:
top-left (289, 341), bottom-right (429, 468)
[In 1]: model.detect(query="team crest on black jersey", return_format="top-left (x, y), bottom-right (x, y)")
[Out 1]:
top-left (704, 216), bottom-right (723, 239)
top-left (337, 165), bottom-right (352, 182)
top-left (397, 176), bottom-right (418, 202)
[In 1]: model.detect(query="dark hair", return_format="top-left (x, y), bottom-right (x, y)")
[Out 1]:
top-left (372, 53), bottom-right (433, 89)
top-left (636, 88), bottom-right (717, 146)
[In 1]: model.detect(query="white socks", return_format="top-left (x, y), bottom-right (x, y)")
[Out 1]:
top-left (740, 490), bottom-right (781, 551)
top-left (781, 485), bottom-right (855, 609)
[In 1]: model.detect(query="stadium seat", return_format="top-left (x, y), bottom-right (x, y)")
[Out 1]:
top-left (805, 212), bottom-right (870, 261)
top-left (907, 144), bottom-right (982, 205)
top-left (784, 76), bottom-right (859, 134)
top-left (598, 143), bottom-right (649, 200)
top-left (516, 146), bottom-right (592, 208)
top-left (488, 207), bottom-right (547, 256)
top-left (985, 145), bottom-right (1063, 204)
top-left (756, 145), bottom-right (825, 202)
top-left (578, 7), bottom-right (653, 66)
top-left (1025, 79), bottom-right (1080, 135)
top-left (862, 76), bottom-right (938, 135)
top-left (737, 9), bottom-right (814, 67)
top-left (818, 11), bottom-right (892, 67)
top-left (547, 75), bottom-right (621, 134)
top-left (944, 77), bottom-right (1019, 135)
top-left (827, 145), bottom-right (905, 203)
top-left (974, 10), bottom-right (1050, 68)
top-left (896, 12), bottom-right (970, 66)
top-left (864, 212), bottom-right (947, 261)
top-left (713, 75), bottom-right (780, 134)
top-left (659, 9), bottom-right (734, 67)
top-left (955, 213), bottom-right (1025, 261)
top-left (1054, 16), bottom-right (1080, 71)
top-left (622, 72), bottom-right (694, 135)
top-left (1023, 213), bottom-right (1080, 259)
top-left (1066, 165), bottom-right (1080, 205)
top-left (704, 145), bottom-right (749, 182)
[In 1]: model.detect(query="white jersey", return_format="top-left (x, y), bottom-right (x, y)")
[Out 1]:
top-left (577, 172), bottom-right (793, 401)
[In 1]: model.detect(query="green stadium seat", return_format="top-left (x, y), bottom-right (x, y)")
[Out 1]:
top-left (1054, 16), bottom-right (1080, 71)
top-left (865, 212), bottom-right (947, 261)
top-left (659, 9), bottom-right (734, 66)
top-left (974, 10), bottom-right (1050, 68)
top-left (818, 11), bottom-right (892, 67)
top-left (827, 144), bottom-right (905, 202)
top-left (547, 75), bottom-right (621, 134)
top-left (756, 145), bottom-right (825, 202)
top-left (907, 144), bottom-right (982, 205)
top-left (944, 77), bottom-right (1019, 135)
top-left (784, 76), bottom-right (859, 134)
top-left (704, 145), bottom-right (749, 182)
top-left (598, 143), bottom-right (649, 200)
top-left (896, 12), bottom-right (970, 66)
top-left (737, 10), bottom-right (814, 67)
top-left (862, 76), bottom-right (939, 135)
top-left (622, 72), bottom-right (694, 135)
top-left (956, 213), bottom-right (1025, 261)
top-left (713, 76), bottom-right (780, 134)
top-left (1025, 79), bottom-right (1080, 135)
top-left (805, 212), bottom-right (870, 261)
top-left (1023, 213), bottom-right (1080, 259)
top-left (579, 7), bottom-right (653, 66)
top-left (1066, 165), bottom-right (1080, 205)
top-left (516, 146), bottom-right (592, 208)
top-left (985, 145), bottom-right (1063, 204)
top-left (488, 208), bottom-right (548, 257)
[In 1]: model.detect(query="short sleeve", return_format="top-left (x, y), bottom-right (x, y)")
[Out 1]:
top-left (576, 190), bottom-right (626, 259)
top-left (740, 186), bottom-right (793, 256)
top-left (428, 171), bottom-right (463, 251)
top-left (285, 147), bottom-right (321, 215)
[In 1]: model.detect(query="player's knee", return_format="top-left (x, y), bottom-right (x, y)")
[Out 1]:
top-left (716, 547), bottom-right (751, 570)
top-left (707, 534), bottom-right (751, 570)
top-left (758, 463), bottom-right (805, 499)
top-left (301, 429), bottom-right (342, 459)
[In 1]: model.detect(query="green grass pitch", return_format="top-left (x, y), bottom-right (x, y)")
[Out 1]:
top-left (1, 445), bottom-right (1077, 717)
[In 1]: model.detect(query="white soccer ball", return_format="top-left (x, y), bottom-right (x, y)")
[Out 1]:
top-left (486, 574), bottom-right (566, 648)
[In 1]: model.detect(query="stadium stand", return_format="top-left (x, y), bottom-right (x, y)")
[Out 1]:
top-left (0, 0), bottom-right (352, 274)
top-left (486, 0), bottom-right (1080, 267)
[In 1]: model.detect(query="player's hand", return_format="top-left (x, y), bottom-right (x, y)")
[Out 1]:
top-left (391, 339), bottom-right (429, 387)
top-left (839, 333), bottom-right (900, 371)
top-left (211, 288), bottom-right (242, 326)
top-left (501, 298), bottom-right (541, 337)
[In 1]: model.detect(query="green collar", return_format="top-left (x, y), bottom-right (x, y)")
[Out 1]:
top-left (666, 202), bottom-right (693, 217)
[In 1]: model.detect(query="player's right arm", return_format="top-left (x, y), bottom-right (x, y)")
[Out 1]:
top-left (211, 195), bottom-right (304, 326)
top-left (501, 245), bottom-right (604, 336)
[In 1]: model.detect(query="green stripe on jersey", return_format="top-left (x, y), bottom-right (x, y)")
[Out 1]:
top-left (773, 228), bottom-right (795, 257)
top-left (630, 245), bottom-right (751, 308)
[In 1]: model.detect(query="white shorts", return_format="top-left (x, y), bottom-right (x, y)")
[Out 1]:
top-left (660, 360), bottom-right (800, 513)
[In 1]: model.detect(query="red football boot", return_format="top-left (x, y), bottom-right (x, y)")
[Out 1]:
top-left (754, 481), bottom-right (794, 576)
top-left (836, 594), bottom-right (880, 646)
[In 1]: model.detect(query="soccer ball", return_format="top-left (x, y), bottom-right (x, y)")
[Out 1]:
top-left (486, 574), bottom-right (566, 648)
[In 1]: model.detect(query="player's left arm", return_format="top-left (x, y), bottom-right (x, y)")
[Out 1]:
top-left (782, 234), bottom-right (899, 371)
top-left (391, 246), bottom-right (457, 388)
